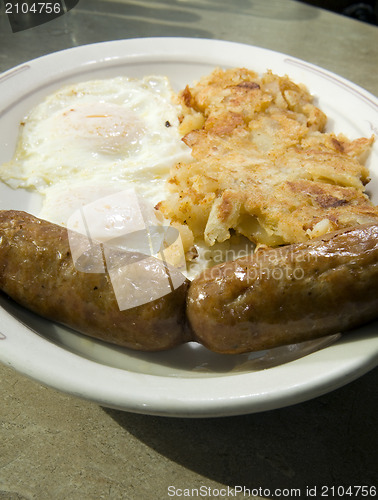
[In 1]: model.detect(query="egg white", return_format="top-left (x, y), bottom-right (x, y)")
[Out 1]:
top-left (0, 75), bottom-right (192, 226)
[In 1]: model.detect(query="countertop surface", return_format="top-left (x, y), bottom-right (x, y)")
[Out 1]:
top-left (0, 1), bottom-right (377, 499)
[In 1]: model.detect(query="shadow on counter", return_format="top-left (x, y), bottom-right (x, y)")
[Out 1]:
top-left (296, 0), bottom-right (378, 24)
top-left (0, 0), bottom-right (213, 47)
top-left (149, 0), bottom-right (319, 21)
top-left (103, 368), bottom-right (377, 492)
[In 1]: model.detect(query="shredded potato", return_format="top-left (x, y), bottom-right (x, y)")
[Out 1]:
top-left (157, 67), bottom-right (376, 254)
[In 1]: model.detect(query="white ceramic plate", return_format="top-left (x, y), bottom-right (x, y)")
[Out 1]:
top-left (0, 38), bottom-right (377, 417)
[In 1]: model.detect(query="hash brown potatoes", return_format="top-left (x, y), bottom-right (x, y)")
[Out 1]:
top-left (157, 68), bottom-right (377, 251)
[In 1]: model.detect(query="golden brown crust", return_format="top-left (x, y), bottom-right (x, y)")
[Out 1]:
top-left (158, 68), bottom-right (376, 248)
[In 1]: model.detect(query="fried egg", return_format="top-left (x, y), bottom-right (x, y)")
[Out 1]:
top-left (0, 75), bottom-right (192, 225)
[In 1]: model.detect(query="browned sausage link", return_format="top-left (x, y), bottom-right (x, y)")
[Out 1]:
top-left (0, 210), bottom-right (190, 351)
top-left (187, 223), bottom-right (378, 354)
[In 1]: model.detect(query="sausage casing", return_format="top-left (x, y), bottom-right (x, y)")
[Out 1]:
top-left (187, 223), bottom-right (378, 354)
top-left (0, 210), bottom-right (190, 351)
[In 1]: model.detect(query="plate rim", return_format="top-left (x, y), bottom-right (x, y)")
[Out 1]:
top-left (0, 37), bottom-right (377, 417)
